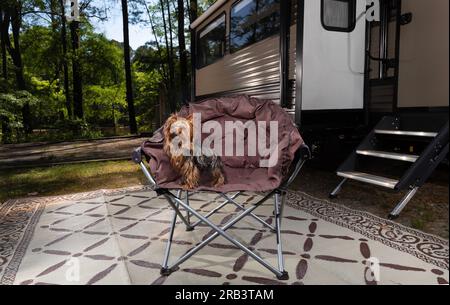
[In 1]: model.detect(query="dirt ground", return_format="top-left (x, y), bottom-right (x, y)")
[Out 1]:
top-left (1, 155), bottom-right (447, 239)
top-left (0, 136), bottom-right (146, 169)
top-left (291, 163), bottom-right (449, 239)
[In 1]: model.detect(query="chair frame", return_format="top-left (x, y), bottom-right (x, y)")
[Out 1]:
top-left (132, 144), bottom-right (310, 280)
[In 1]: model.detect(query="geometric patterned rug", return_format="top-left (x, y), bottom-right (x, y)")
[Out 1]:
top-left (0, 186), bottom-right (448, 285)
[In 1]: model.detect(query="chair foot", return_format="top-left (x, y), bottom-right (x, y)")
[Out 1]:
top-left (276, 271), bottom-right (289, 281)
top-left (329, 193), bottom-right (338, 199)
top-left (160, 266), bottom-right (179, 276)
top-left (185, 226), bottom-right (194, 232)
top-left (388, 214), bottom-right (399, 220)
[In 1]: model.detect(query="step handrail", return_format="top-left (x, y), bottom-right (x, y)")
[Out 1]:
top-left (396, 121), bottom-right (449, 190)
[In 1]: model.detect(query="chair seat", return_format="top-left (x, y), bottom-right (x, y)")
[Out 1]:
top-left (155, 167), bottom-right (283, 193)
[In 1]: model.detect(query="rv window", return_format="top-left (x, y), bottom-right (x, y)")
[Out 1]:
top-left (197, 14), bottom-right (226, 68)
top-left (230, 0), bottom-right (280, 53)
top-left (321, 0), bottom-right (356, 32)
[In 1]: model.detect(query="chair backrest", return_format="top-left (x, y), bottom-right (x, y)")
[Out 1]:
top-left (181, 95), bottom-right (303, 173)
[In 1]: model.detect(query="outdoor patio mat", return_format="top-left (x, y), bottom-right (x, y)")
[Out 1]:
top-left (0, 186), bottom-right (448, 285)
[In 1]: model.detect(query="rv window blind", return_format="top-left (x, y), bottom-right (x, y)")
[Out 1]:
top-left (230, 0), bottom-right (280, 53)
top-left (197, 14), bottom-right (226, 69)
top-left (321, 0), bottom-right (356, 32)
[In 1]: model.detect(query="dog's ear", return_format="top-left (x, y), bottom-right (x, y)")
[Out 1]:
top-left (163, 114), bottom-right (178, 138)
top-left (185, 114), bottom-right (194, 142)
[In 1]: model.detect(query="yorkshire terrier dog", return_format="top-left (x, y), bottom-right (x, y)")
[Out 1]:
top-left (163, 114), bottom-right (225, 190)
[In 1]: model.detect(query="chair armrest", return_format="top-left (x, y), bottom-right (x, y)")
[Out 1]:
top-left (282, 144), bottom-right (311, 189)
top-left (132, 147), bottom-right (143, 164)
top-left (132, 146), bottom-right (158, 189)
top-left (297, 144), bottom-right (312, 162)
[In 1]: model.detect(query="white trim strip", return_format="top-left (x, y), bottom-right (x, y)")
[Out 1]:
top-left (190, 0), bottom-right (228, 29)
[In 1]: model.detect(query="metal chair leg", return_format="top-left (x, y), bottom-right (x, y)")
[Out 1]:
top-left (166, 192), bottom-right (286, 279)
top-left (185, 191), bottom-right (193, 231)
top-left (189, 192), bottom-right (241, 228)
top-left (274, 192), bottom-right (289, 280)
top-left (279, 191), bottom-right (286, 223)
top-left (161, 195), bottom-right (180, 275)
top-left (388, 187), bottom-right (419, 220)
top-left (135, 147), bottom-right (309, 280)
top-left (220, 193), bottom-right (275, 231)
top-left (330, 178), bottom-right (348, 199)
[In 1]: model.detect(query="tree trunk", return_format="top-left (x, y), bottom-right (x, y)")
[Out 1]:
top-left (0, 9), bottom-right (7, 80)
top-left (159, 0), bottom-right (176, 113)
top-left (121, 0), bottom-right (137, 134)
top-left (188, 0), bottom-right (197, 24)
top-left (59, 0), bottom-right (72, 117)
top-left (4, 4), bottom-right (31, 133)
top-left (50, 0), bottom-right (58, 29)
top-left (70, 20), bottom-right (83, 119)
top-left (166, 0), bottom-right (175, 91)
top-left (188, 0), bottom-right (197, 102)
top-left (177, 0), bottom-right (188, 103)
top-left (141, 0), bottom-right (168, 83)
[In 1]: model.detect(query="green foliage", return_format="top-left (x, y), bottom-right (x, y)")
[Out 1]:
top-left (0, 91), bottom-right (38, 142)
top-left (198, 0), bottom-right (217, 13)
top-left (52, 118), bottom-right (103, 140)
top-left (84, 84), bottom-right (126, 125)
top-left (21, 25), bottom-right (62, 81)
top-left (28, 76), bottom-right (67, 125)
top-left (134, 68), bottom-right (162, 132)
top-left (79, 29), bottom-right (125, 86)
top-left (2, 0), bottom-right (193, 143)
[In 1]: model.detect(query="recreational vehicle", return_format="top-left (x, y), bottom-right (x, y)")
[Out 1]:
top-left (190, 0), bottom-right (449, 218)
top-left (190, 0), bottom-right (448, 134)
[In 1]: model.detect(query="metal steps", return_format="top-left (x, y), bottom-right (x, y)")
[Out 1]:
top-left (337, 171), bottom-right (398, 189)
top-left (356, 149), bottom-right (419, 162)
top-left (330, 115), bottom-right (449, 219)
top-left (374, 129), bottom-right (438, 138)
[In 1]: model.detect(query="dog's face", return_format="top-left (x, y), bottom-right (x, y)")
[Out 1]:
top-left (162, 113), bottom-right (225, 189)
top-left (163, 114), bottom-right (193, 158)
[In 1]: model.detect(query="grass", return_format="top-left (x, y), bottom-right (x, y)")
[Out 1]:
top-left (0, 160), bottom-right (146, 203)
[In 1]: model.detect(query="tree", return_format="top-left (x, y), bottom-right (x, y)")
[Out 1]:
top-left (59, 0), bottom-right (72, 117)
top-left (188, 0), bottom-right (197, 24)
top-left (70, 19), bottom-right (83, 119)
top-left (165, 0), bottom-right (175, 101)
top-left (1, 0), bottom-right (32, 133)
top-left (0, 7), bottom-right (7, 80)
top-left (132, 0), bottom-right (168, 83)
top-left (159, 0), bottom-right (176, 113)
top-left (177, 0), bottom-right (188, 103)
top-left (69, 0), bottom-right (109, 120)
top-left (121, 0), bottom-right (137, 134)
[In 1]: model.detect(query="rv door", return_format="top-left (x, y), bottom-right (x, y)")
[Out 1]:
top-left (302, 0), bottom-right (367, 111)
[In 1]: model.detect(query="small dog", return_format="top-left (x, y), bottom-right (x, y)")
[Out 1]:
top-left (163, 114), bottom-right (225, 190)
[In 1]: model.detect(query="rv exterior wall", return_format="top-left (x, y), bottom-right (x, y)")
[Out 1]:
top-left (196, 35), bottom-right (281, 98)
top-left (397, 0), bottom-right (449, 108)
top-left (194, 0), bottom-right (367, 111)
top-left (194, 0), bottom-right (292, 104)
